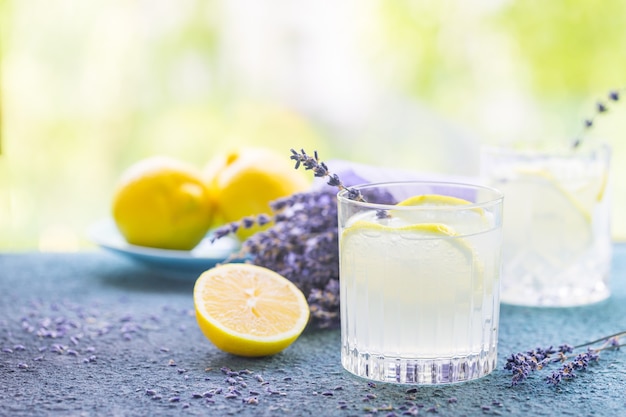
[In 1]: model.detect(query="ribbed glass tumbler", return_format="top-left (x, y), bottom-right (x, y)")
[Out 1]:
top-left (337, 181), bottom-right (504, 385)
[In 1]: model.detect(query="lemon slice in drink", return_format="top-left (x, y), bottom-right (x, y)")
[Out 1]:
top-left (396, 194), bottom-right (479, 209)
top-left (390, 194), bottom-right (490, 235)
top-left (340, 219), bottom-right (485, 300)
top-left (502, 169), bottom-right (593, 264)
top-left (343, 219), bottom-right (459, 238)
top-left (194, 264), bottom-right (310, 357)
top-left (514, 167), bottom-right (605, 222)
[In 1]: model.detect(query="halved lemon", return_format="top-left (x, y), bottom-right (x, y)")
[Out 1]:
top-left (193, 264), bottom-right (310, 357)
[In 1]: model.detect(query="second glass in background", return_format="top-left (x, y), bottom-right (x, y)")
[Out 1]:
top-left (481, 143), bottom-right (612, 307)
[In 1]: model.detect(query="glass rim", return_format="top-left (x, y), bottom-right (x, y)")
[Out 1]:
top-left (336, 180), bottom-right (504, 211)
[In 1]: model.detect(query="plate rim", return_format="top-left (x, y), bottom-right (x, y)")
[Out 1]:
top-left (87, 218), bottom-right (240, 262)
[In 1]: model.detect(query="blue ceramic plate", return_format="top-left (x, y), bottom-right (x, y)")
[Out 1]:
top-left (88, 219), bottom-right (240, 273)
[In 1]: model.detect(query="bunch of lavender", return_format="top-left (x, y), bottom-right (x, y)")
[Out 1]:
top-left (571, 87), bottom-right (624, 148)
top-left (212, 188), bottom-right (340, 329)
top-left (504, 330), bottom-right (625, 387)
top-left (211, 149), bottom-right (369, 329)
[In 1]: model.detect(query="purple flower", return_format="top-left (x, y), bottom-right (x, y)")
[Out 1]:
top-left (546, 349), bottom-right (600, 385)
top-left (506, 331), bottom-right (624, 387)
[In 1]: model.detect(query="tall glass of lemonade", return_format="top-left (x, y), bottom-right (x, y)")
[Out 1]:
top-left (338, 181), bottom-right (503, 385)
top-left (481, 143), bottom-right (611, 307)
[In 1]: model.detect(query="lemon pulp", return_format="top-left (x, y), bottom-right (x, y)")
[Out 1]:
top-left (194, 263), bottom-right (310, 357)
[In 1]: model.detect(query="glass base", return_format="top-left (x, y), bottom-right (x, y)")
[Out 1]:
top-left (342, 348), bottom-right (497, 385)
top-left (500, 245), bottom-right (612, 307)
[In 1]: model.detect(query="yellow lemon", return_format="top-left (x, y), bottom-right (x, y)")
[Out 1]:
top-left (203, 147), bottom-right (310, 239)
top-left (193, 263), bottom-right (310, 357)
top-left (112, 156), bottom-right (214, 250)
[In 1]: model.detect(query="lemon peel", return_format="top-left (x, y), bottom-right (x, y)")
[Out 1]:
top-left (342, 219), bottom-right (458, 237)
top-left (397, 194), bottom-right (478, 209)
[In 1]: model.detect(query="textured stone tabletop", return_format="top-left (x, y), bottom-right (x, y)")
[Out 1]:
top-left (1, 246), bottom-right (625, 417)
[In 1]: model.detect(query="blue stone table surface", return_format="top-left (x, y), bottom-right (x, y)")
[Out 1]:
top-left (1, 245), bottom-right (625, 417)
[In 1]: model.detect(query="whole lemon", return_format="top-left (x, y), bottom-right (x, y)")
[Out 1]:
top-left (112, 156), bottom-right (214, 250)
top-left (204, 147), bottom-right (310, 239)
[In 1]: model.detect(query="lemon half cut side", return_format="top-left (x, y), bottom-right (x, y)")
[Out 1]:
top-left (194, 263), bottom-right (310, 357)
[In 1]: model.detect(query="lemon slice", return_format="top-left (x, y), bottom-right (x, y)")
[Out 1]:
top-left (194, 264), bottom-right (310, 357)
top-left (343, 219), bottom-right (458, 236)
top-left (341, 219), bottom-right (477, 274)
top-left (514, 167), bottom-right (605, 221)
top-left (396, 194), bottom-right (478, 209)
top-left (340, 218), bottom-right (488, 355)
top-left (390, 194), bottom-right (490, 235)
top-left (500, 169), bottom-right (593, 266)
top-left (341, 220), bottom-right (475, 269)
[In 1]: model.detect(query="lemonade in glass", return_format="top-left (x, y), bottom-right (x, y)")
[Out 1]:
top-left (338, 181), bottom-right (503, 384)
top-left (481, 143), bottom-right (611, 307)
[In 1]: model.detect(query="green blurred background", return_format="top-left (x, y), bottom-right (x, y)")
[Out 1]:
top-left (1, 0), bottom-right (625, 250)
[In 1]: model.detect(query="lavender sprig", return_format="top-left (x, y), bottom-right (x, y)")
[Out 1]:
top-left (571, 87), bottom-right (624, 149)
top-left (289, 149), bottom-right (365, 202)
top-left (290, 149), bottom-right (393, 219)
top-left (505, 330), bottom-right (625, 387)
top-left (545, 349), bottom-right (600, 385)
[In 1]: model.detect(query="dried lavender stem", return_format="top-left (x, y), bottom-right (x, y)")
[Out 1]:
top-left (572, 87), bottom-right (624, 149)
top-left (289, 149), bottom-right (366, 202)
top-left (572, 330), bottom-right (626, 350)
top-left (505, 330), bottom-right (625, 387)
top-left (594, 342), bottom-right (625, 353)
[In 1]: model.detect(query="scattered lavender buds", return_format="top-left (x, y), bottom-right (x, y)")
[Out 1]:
top-left (572, 87), bottom-right (624, 148)
top-left (505, 330), bottom-right (625, 386)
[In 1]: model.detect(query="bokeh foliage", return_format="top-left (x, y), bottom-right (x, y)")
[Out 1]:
top-left (1, 0), bottom-right (625, 249)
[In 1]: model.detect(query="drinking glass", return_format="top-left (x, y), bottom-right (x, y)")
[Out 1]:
top-left (481, 143), bottom-right (611, 307)
top-left (337, 181), bottom-right (503, 384)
